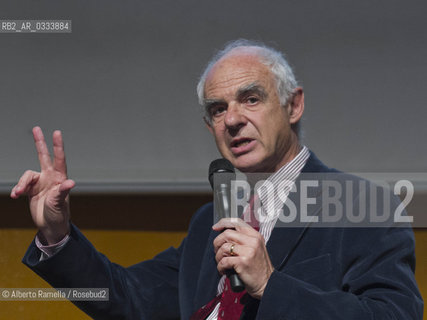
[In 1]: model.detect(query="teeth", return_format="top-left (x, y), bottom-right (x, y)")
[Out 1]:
top-left (236, 140), bottom-right (250, 147)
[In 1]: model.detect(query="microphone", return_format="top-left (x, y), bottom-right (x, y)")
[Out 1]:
top-left (209, 159), bottom-right (245, 292)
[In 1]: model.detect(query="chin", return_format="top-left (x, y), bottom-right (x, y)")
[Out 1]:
top-left (230, 155), bottom-right (266, 173)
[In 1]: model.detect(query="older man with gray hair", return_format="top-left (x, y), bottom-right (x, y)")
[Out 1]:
top-left (13, 39), bottom-right (423, 319)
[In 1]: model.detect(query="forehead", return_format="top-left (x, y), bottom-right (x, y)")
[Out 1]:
top-left (204, 53), bottom-right (275, 99)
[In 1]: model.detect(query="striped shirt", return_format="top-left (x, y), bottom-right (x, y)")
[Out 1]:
top-left (207, 146), bottom-right (310, 320)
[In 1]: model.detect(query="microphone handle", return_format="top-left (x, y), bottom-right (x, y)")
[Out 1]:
top-left (226, 269), bottom-right (245, 292)
top-left (215, 180), bottom-right (244, 291)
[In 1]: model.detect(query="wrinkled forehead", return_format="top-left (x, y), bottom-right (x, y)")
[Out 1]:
top-left (204, 51), bottom-right (275, 99)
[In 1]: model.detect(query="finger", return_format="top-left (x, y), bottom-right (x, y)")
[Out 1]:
top-left (215, 242), bottom-right (239, 263)
top-left (52, 130), bottom-right (67, 174)
top-left (10, 170), bottom-right (40, 198)
top-left (46, 179), bottom-right (75, 208)
top-left (213, 228), bottom-right (238, 252)
top-left (213, 218), bottom-right (246, 231)
top-left (57, 179), bottom-right (75, 202)
top-left (217, 256), bottom-right (241, 275)
top-left (213, 218), bottom-right (257, 236)
top-left (213, 229), bottom-right (253, 252)
top-left (33, 126), bottom-right (52, 171)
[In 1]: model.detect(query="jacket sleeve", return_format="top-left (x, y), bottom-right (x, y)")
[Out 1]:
top-left (256, 225), bottom-right (423, 319)
top-left (23, 223), bottom-right (183, 320)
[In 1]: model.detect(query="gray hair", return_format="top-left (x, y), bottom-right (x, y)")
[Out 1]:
top-left (197, 39), bottom-right (299, 111)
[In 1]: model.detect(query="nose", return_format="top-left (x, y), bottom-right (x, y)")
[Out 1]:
top-left (224, 102), bottom-right (247, 130)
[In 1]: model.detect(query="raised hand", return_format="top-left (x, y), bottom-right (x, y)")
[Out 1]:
top-left (10, 126), bottom-right (75, 244)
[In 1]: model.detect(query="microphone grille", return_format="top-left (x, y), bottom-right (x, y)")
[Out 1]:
top-left (208, 158), bottom-right (235, 188)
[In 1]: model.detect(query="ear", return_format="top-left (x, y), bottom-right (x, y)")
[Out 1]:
top-left (204, 117), bottom-right (214, 134)
top-left (287, 87), bottom-right (304, 124)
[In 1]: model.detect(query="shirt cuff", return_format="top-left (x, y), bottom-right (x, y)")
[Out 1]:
top-left (35, 233), bottom-right (70, 261)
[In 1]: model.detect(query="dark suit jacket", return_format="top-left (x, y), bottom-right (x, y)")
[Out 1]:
top-left (23, 152), bottom-right (424, 319)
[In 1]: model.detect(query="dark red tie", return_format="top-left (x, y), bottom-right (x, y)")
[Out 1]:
top-left (190, 195), bottom-right (259, 320)
top-left (216, 277), bottom-right (248, 319)
top-left (189, 294), bottom-right (221, 320)
top-left (242, 194), bottom-right (260, 230)
top-left (190, 277), bottom-right (248, 320)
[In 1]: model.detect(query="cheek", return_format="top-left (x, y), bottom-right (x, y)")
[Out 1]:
top-left (212, 128), bottom-right (228, 150)
top-left (260, 118), bottom-right (289, 149)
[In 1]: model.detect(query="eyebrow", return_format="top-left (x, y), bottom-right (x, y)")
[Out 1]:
top-left (203, 98), bottom-right (226, 114)
top-left (202, 82), bottom-right (268, 113)
top-left (236, 82), bottom-right (268, 101)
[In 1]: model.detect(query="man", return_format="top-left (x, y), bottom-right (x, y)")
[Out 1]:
top-left (11, 40), bottom-right (423, 319)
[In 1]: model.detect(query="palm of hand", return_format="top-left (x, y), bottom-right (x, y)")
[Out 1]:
top-left (30, 169), bottom-right (70, 231)
top-left (11, 127), bottom-right (75, 244)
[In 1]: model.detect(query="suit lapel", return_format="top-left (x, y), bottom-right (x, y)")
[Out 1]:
top-left (193, 229), bottom-right (221, 310)
top-left (266, 151), bottom-right (330, 271)
top-left (266, 181), bottom-right (323, 270)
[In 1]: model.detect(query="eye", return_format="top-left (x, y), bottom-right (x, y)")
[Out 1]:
top-left (246, 96), bottom-right (259, 105)
top-left (210, 105), bottom-right (227, 117)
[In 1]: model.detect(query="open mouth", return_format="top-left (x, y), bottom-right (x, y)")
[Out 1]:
top-left (231, 138), bottom-right (254, 148)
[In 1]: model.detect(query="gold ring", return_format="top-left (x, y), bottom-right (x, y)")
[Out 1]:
top-left (229, 244), bottom-right (236, 256)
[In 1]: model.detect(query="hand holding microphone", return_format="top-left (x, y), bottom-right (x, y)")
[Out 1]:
top-left (209, 159), bottom-right (274, 299)
top-left (209, 159), bottom-right (245, 292)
